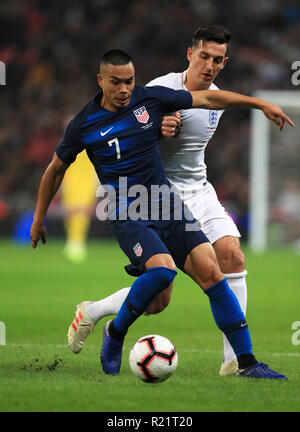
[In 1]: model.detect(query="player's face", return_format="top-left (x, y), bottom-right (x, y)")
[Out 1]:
top-left (186, 40), bottom-right (228, 90)
top-left (97, 62), bottom-right (135, 111)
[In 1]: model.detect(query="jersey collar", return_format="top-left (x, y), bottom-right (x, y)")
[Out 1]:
top-left (181, 70), bottom-right (188, 90)
top-left (181, 70), bottom-right (215, 91)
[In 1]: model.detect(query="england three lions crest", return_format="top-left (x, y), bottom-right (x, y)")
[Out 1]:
top-left (134, 106), bottom-right (149, 124)
top-left (209, 110), bottom-right (218, 127)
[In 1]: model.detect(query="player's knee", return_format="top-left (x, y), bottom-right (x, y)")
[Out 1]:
top-left (147, 266), bottom-right (177, 288)
top-left (140, 266), bottom-right (176, 313)
top-left (219, 248), bottom-right (245, 273)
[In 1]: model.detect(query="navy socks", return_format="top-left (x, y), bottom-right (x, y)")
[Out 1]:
top-left (204, 278), bottom-right (253, 358)
top-left (110, 271), bottom-right (255, 369)
top-left (112, 266), bottom-right (177, 337)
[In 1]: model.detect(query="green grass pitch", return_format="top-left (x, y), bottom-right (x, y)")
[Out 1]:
top-left (1, 238), bottom-right (300, 412)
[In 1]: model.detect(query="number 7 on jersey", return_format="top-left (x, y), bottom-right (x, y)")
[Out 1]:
top-left (108, 138), bottom-right (121, 159)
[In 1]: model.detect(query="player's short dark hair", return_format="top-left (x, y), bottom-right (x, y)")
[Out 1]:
top-left (192, 25), bottom-right (231, 49)
top-left (100, 49), bottom-right (133, 68)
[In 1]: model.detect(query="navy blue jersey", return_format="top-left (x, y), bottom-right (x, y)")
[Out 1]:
top-left (56, 85), bottom-right (192, 216)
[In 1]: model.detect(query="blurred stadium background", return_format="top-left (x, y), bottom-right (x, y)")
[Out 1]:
top-left (1, 1), bottom-right (300, 413)
top-left (1, 0), bottom-right (300, 248)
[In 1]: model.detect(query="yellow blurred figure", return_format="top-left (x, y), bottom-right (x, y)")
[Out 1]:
top-left (61, 150), bottom-right (99, 263)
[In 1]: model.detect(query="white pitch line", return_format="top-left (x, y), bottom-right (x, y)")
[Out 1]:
top-left (3, 343), bottom-right (300, 357)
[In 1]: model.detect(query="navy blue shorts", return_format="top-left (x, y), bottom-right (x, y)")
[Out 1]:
top-left (109, 209), bottom-right (209, 276)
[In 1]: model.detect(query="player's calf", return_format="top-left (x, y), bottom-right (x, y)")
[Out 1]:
top-left (145, 283), bottom-right (173, 315)
top-left (113, 266), bottom-right (177, 336)
top-left (184, 242), bottom-right (224, 290)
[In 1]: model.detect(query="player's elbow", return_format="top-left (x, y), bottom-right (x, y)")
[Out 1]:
top-left (49, 153), bottom-right (69, 177)
top-left (190, 91), bottom-right (209, 110)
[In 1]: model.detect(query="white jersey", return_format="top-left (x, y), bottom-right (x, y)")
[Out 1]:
top-left (147, 71), bottom-right (241, 243)
top-left (147, 70), bottom-right (224, 189)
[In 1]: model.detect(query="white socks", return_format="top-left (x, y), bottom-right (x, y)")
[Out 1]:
top-left (85, 287), bottom-right (130, 323)
top-left (222, 270), bottom-right (248, 364)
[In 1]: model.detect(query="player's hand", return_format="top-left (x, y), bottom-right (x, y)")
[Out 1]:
top-left (30, 221), bottom-right (47, 249)
top-left (161, 112), bottom-right (182, 137)
top-left (261, 102), bottom-right (295, 131)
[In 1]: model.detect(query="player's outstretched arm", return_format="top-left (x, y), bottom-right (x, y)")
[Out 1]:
top-left (191, 90), bottom-right (295, 130)
top-left (30, 153), bottom-right (69, 249)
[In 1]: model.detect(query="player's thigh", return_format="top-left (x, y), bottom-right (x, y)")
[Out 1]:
top-left (110, 220), bottom-right (174, 275)
top-left (183, 182), bottom-right (244, 274)
top-left (144, 253), bottom-right (176, 271)
top-left (186, 182), bottom-right (241, 246)
top-left (184, 242), bottom-right (224, 290)
top-left (213, 236), bottom-right (245, 274)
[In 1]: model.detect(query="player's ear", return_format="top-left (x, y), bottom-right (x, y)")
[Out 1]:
top-left (221, 56), bottom-right (229, 69)
top-left (97, 73), bottom-right (103, 89)
top-left (187, 47), bottom-right (193, 63)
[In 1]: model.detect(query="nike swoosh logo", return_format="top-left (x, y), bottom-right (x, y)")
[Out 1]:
top-left (100, 127), bottom-right (113, 136)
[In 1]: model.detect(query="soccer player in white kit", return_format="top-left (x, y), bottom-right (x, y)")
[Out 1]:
top-left (148, 25), bottom-right (243, 375)
top-left (66, 26), bottom-right (291, 376)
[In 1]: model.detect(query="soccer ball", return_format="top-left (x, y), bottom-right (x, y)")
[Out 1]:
top-left (129, 334), bottom-right (178, 383)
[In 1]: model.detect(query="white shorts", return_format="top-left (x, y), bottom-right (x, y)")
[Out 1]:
top-left (169, 180), bottom-right (241, 244)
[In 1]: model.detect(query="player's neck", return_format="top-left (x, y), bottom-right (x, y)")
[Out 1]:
top-left (185, 70), bottom-right (211, 92)
top-left (100, 97), bottom-right (117, 112)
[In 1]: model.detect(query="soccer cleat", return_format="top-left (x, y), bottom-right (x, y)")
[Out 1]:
top-left (100, 320), bottom-right (124, 375)
top-left (67, 301), bottom-right (96, 354)
top-left (237, 362), bottom-right (288, 379)
top-left (219, 359), bottom-right (239, 376)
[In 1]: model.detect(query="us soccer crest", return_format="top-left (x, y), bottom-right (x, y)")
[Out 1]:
top-left (209, 110), bottom-right (218, 127)
top-left (133, 242), bottom-right (143, 257)
top-left (133, 106), bottom-right (149, 124)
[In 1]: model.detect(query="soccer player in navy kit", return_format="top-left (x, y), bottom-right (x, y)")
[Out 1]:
top-left (30, 49), bottom-right (293, 379)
